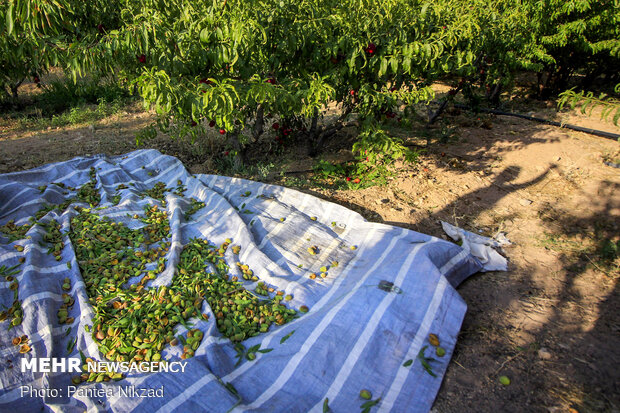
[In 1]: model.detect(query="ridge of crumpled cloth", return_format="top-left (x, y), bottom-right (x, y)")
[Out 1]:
top-left (441, 221), bottom-right (510, 274)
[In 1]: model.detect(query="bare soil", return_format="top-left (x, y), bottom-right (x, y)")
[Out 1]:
top-left (1, 85), bottom-right (619, 413)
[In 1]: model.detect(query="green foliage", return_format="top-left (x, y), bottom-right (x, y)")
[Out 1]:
top-left (0, 0), bottom-right (123, 100)
top-left (530, 0), bottom-right (620, 89)
top-left (50, 0), bottom-right (490, 144)
top-left (353, 124), bottom-right (418, 164)
top-left (37, 77), bottom-right (131, 113)
top-left (2, 0), bottom-right (617, 155)
top-left (313, 123), bottom-right (418, 189)
top-left (0, 0), bottom-right (64, 98)
top-left (558, 84), bottom-right (620, 126)
top-left (18, 98), bottom-right (126, 130)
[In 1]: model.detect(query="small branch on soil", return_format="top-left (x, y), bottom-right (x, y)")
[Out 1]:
top-left (452, 359), bottom-right (467, 370)
top-left (573, 357), bottom-right (598, 371)
top-left (493, 352), bottom-right (523, 375)
top-left (584, 254), bottom-right (614, 277)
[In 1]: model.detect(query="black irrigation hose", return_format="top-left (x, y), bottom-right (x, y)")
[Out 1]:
top-left (452, 103), bottom-right (620, 141)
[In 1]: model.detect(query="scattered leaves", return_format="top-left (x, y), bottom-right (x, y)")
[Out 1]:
top-left (417, 346), bottom-right (437, 377)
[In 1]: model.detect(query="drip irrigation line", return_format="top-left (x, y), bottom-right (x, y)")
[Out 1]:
top-left (452, 103), bottom-right (620, 141)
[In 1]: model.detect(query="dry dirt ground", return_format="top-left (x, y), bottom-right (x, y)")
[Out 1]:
top-left (1, 87), bottom-right (619, 413)
top-left (315, 114), bottom-right (620, 413)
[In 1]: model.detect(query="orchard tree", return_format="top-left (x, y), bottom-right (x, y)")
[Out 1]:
top-left (3, 0), bottom-right (616, 156)
top-left (527, 0), bottom-right (620, 96)
top-left (0, 0), bottom-right (67, 101)
top-left (81, 0), bottom-right (514, 159)
top-left (0, 0), bottom-right (123, 103)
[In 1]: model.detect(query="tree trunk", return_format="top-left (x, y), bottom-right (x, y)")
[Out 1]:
top-left (9, 78), bottom-right (23, 105)
top-left (580, 66), bottom-right (604, 90)
top-left (252, 105), bottom-right (264, 141)
top-left (308, 105), bottom-right (352, 156)
top-left (488, 80), bottom-right (502, 106)
top-left (307, 107), bottom-right (321, 155)
top-left (226, 131), bottom-right (246, 171)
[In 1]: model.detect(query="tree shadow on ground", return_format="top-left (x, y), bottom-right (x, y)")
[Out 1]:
top-left (397, 172), bottom-right (617, 412)
top-left (519, 180), bottom-right (619, 411)
top-left (305, 150), bottom-right (617, 412)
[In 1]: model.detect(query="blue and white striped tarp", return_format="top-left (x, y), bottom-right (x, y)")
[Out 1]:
top-left (0, 150), bottom-right (482, 412)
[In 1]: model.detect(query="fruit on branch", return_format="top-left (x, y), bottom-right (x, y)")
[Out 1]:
top-left (364, 42), bottom-right (376, 55)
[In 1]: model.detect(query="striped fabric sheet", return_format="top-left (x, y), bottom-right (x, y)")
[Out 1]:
top-left (0, 150), bottom-right (482, 412)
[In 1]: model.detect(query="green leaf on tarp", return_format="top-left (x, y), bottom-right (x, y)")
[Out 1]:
top-left (361, 397), bottom-right (381, 412)
top-left (280, 330), bottom-right (295, 344)
top-left (67, 337), bottom-right (77, 353)
top-left (225, 382), bottom-right (239, 397)
top-left (417, 346), bottom-right (437, 377)
top-left (79, 350), bottom-right (87, 365)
